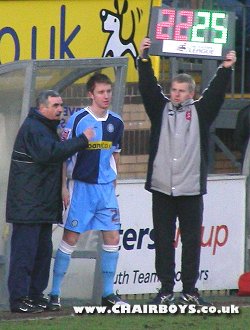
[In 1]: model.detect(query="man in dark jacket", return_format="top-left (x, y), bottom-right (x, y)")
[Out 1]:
top-left (138, 38), bottom-right (236, 306)
top-left (6, 90), bottom-right (94, 313)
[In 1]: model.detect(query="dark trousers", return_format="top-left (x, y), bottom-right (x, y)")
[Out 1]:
top-left (8, 223), bottom-right (53, 306)
top-left (152, 192), bottom-right (203, 294)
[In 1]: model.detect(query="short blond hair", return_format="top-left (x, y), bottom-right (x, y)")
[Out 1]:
top-left (171, 74), bottom-right (196, 93)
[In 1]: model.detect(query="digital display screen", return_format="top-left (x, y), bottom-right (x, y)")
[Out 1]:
top-left (148, 7), bottom-right (235, 59)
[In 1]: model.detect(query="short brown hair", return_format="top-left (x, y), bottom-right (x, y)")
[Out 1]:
top-left (86, 73), bottom-right (112, 93)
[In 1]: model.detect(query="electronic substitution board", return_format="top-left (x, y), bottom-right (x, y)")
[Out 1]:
top-left (148, 7), bottom-right (235, 59)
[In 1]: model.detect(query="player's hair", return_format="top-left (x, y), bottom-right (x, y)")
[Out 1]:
top-left (36, 90), bottom-right (60, 107)
top-left (171, 73), bottom-right (196, 93)
top-left (86, 73), bottom-right (112, 93)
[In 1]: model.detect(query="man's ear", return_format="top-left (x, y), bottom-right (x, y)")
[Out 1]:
top-left (39, 104), bottom-right (46, 115)
top-left (88, 91), bottom-right (94, 100)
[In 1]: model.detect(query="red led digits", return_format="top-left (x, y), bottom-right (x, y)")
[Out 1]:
top-left (174, 10), bottom-right (194, 41)
top-left (156, 9), bottom-right (175, 40)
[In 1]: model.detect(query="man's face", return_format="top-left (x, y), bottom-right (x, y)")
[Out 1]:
top-left (170, 82), bottom-right (194, 105)
top-left (88, 82), bottom-right (112, 110)
top-left (40, 96), bottom-right (63, 120)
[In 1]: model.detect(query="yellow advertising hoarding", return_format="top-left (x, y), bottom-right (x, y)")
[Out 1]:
top-left (0, 0), bottom-right (161, 81)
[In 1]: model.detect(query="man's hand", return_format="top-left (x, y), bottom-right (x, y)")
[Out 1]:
top-left (83, 127), bottom-right (95, 141)
top-left (62, 186), bottom-right (70, 210)
top-left (139, 37), bottom-right (151, 58)
top-left (222, 50), bottom-right (237, 68)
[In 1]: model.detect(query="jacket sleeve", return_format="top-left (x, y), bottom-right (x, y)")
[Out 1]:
top-left (197, 66), bottom-right (233, 126)
top-left (137, 57), bottom-right (167, 121)
top-left (24, 128), bottom-right (89, 164)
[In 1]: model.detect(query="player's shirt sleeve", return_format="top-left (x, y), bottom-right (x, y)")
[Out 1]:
top-left (113, 115), bottom-right (124, 153)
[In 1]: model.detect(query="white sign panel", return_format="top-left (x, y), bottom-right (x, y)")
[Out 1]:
top-left (114, 176), bottom-right (246, 294)
top-left (162, 40), bottom-right (223, 57)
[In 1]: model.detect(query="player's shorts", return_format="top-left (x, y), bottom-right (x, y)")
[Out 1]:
top-left (63, 180), bottom-right (120, 233)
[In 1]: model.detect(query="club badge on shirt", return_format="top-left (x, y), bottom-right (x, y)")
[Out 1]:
top-left (107, 123), bottom-right (114, 133)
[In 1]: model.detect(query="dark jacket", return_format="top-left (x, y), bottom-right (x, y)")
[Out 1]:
top-left (138, 58), bottom-right (232, 195)
top-left (234, 104), bottom-right (250, 165)
top-left (6, 109), bottom-right (89, 224)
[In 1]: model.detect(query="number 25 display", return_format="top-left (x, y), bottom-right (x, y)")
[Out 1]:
top-left (148, 7), bottom-right (235, 59)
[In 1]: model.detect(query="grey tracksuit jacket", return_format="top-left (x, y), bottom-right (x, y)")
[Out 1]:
top-left (138, 57), bottom-right (233, 196)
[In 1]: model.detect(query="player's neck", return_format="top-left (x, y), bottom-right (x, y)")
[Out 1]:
top-left (87, 106), bottom-right (108, 118)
